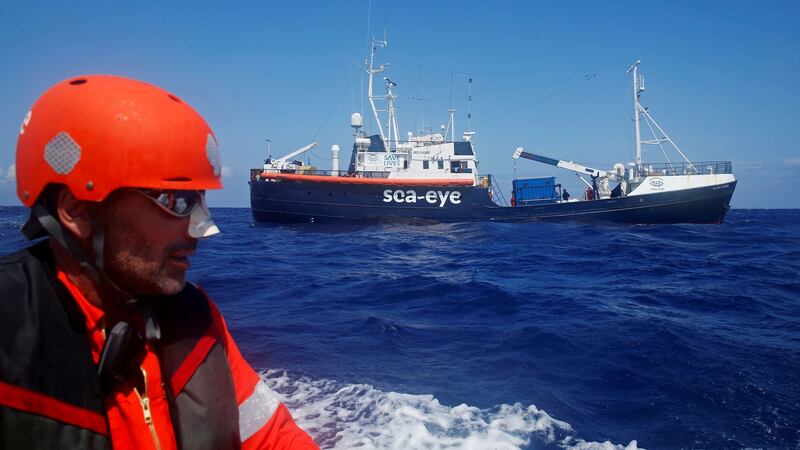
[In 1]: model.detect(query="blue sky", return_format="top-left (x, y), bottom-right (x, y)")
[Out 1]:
top-left (1, 1), bottom-right (798, 208)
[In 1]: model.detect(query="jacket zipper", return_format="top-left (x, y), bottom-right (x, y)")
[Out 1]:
top-left (136, 367), bottom-right (162, 450)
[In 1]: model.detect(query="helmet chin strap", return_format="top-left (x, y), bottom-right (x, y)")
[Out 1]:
top-left (26, 203), bottom-right (161, 341)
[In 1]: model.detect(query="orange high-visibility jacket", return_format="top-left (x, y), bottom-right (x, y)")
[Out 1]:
top-left (0, 241), bottom-right (318, 450)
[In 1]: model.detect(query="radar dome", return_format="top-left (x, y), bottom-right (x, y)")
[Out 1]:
top-left (350, 113), bottom-right (363, 129)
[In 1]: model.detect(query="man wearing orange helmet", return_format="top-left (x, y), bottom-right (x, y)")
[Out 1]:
top-left (0, 76), bottom-right (318, 449)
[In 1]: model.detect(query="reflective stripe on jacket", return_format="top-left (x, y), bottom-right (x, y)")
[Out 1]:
top-left (0, 241), bottom-right (317, 449)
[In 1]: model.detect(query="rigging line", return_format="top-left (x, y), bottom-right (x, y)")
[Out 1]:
top-left (350, 60), bottom-right (367, 122)
top-left (414, 64), bottom-right (421, 133)
top-left (310, 70), bottom-right (362, 143)
top-left (448, 71), bottom-right (453, 110)
top-left (350, 80), bottom-right (356, 114)
top-left (471, 74), bottom-right (596, 128)
top-left (390, 57), bottom-right (545, 75)
top-left (412, 76), bottom-right (589, 102)
top-left (360, 70), bottom-right (364, 130)
top-left (365, 0), bottom-right (372, 55)
top-left (362, 0), bottom-right (371, 124)
top-left (642, 113), bottom-right (674, 169)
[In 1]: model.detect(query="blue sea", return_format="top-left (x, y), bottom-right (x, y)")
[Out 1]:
top-left (1, 206), bottom-right (798, 449)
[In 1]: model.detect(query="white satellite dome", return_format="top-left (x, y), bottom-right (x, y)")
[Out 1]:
top-left (350, 113), bottom-right (363, 129)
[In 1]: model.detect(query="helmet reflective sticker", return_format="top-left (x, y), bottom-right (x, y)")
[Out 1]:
top-left (19, 110), bottom-right (32, 135)
top-left (206, 134), bottom-right (221, 176)
top-left (44, 132), bottom-right (81, 174)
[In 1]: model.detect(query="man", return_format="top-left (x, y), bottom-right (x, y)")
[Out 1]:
top-left (0, 75), bottom-right (318, 449)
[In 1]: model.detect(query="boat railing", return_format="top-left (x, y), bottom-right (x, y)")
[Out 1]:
top-left (252, 168), bottom-right (391, 180)
top-left (290, 169), bottom-right (391, 178)
top-left (639, 161), bottom-right (732, 176)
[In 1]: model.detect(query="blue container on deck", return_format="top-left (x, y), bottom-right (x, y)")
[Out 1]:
top-left (513, 177), bottom-right (558, 205)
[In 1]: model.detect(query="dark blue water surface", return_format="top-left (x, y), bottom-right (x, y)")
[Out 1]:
top-left (1, 207), bottom-right (798, 449)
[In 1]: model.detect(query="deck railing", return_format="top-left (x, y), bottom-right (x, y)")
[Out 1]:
top-left (639, 161), bottom-right (732, 176)
top-left (251, 168), bottom-right (391, 181)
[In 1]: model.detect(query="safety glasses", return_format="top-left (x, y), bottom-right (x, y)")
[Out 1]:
top-left (131, 189), bottom-right (205, 217)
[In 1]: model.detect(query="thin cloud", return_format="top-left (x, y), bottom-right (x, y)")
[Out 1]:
top-left (731, 160), bottom-right (769, 174)
top-left (784, 157), bottom-right (800, 166)
top-left (3, 163), bottom-right (14, 180)
top-left (221, 166), bottom-right (233, 177)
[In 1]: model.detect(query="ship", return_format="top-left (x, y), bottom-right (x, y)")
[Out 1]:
top-left (250, 40), bottom-right (736, 225)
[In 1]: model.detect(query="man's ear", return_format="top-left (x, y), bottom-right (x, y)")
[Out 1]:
top-left (56, 189), bottom-right (93, 240)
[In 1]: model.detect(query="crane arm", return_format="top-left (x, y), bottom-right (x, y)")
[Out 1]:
top-left (265, 142), bottom-right (319, 170)
top-left (513, 147), bottom-right (608, 178)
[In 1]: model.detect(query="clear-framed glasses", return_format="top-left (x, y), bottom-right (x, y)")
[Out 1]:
top-left (132, 189), bottom-right (204, 217)
top-left (128, 188), bottom-right (219, 238)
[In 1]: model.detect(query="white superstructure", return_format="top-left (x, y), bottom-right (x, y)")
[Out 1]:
top-left (348, 37), bottom-right (480, 184)
top-left (267, 36), bottom-right (481, 185)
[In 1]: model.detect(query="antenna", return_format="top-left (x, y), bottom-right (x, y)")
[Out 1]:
top-left (466, 76), bottom-right (473, 132)
top-left (629, 60), bottom-right (643, 173)
top-left (266, 138), bottom-right (272, 162)
top-left (447, 108), bottom-right (456, 141)
top-left (626, 59), bottom-right (640, 75)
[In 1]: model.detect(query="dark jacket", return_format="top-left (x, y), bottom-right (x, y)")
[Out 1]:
top-left (0, 241), bottom-right (240, 449)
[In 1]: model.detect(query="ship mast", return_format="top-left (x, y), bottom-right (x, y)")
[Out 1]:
top-left (386, 78), bottom-right (400, 149)
top-left (627, 60), bottom-right (696, 175)
top-left (627, 60), bottom-right (644, 174)
top-left (366, 37), bottom-right (386, 142)
top-left (364, 35), bottom-right (400, 151)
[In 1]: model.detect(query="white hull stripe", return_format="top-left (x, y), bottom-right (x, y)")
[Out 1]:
top-left (238, 380), bottom-right (281, 441)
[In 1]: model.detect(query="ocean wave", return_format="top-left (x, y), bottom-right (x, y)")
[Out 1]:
top-left (262, 370), bottom-right (641, 450)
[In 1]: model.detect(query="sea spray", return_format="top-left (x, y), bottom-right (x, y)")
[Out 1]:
top-left (262, 370), bottom-right (641, 450)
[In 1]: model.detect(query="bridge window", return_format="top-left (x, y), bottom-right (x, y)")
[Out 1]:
top-left (423, 161), bottom-right (429, 169)
top-left (451, 161), bottom-right (472, 173)
top-left (454, 142), bottom-right (474, 155)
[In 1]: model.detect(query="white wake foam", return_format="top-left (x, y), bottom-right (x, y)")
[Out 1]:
top-left (261, 370), bottom-right (641, 450)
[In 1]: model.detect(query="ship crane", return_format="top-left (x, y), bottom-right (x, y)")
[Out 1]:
top-left (264, 142), bottom-right (319, 171)
top-left (512, 147), bottom-right (625, 181)
top-left (513, 147), bottom-right (628, 199)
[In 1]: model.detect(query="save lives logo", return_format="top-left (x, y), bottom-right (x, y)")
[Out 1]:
top-left (383, 189), bottom-right (462, 207)
top-left (384, 154), bottom-right (401, 167)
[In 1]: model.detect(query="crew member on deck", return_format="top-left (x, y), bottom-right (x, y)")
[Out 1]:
top-left (0, 75), bottom-right (318, 449)
top-left (562, 189), bottom-right (570, 201)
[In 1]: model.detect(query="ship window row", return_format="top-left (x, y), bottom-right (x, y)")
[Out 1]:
top-left (422, 161), bottom-right (446, 170)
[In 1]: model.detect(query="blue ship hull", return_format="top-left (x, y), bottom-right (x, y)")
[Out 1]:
top-left (250, 179), bottom-right (736, 224)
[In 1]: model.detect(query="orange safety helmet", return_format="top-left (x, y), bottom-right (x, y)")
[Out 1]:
top-left (16, 75), bottom-right (223, 207)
